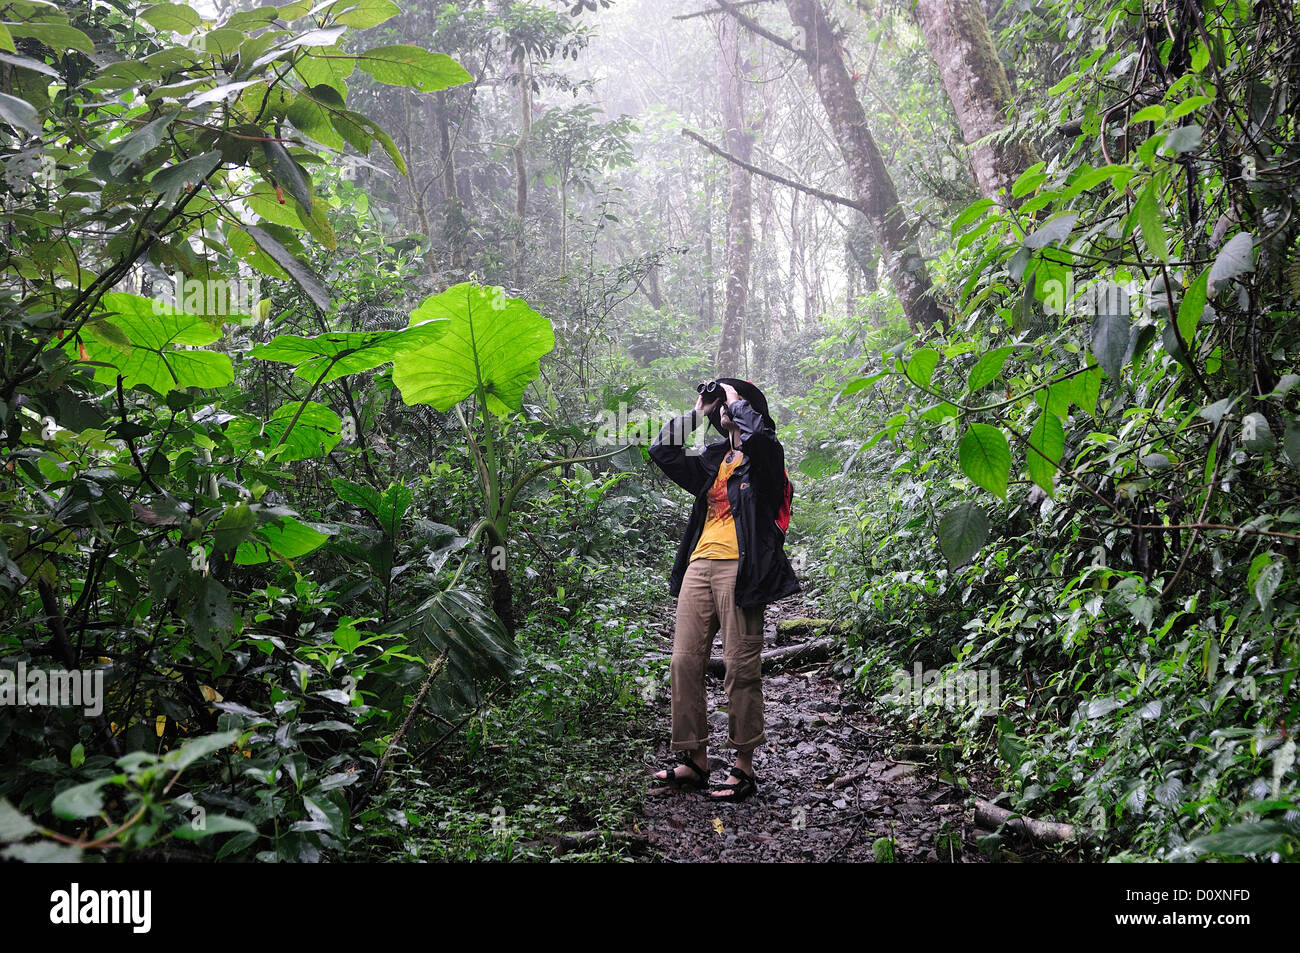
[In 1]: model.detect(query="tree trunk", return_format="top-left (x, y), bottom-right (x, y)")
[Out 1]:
top-left (912, 0), bottom-right (1036, 204)
top-left (436, 90), bottom-right (465, 270)
top-left (511, 47), bottom-right (530, 280)
top-left (703, 172), bottom-right (715, 331)
top-left (714, 13), bottom-right (754, 376)
top-left (783, 0), bottom-right (945, 333)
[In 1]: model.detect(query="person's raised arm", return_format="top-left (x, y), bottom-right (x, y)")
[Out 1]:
top-left (649, 390), bottom-right (718, 495)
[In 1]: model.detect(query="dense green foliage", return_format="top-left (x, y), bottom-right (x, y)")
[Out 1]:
top-left (1, 0), bottom-right (1297, 864)
top-left (793, 0), bottom-right (1300, 860)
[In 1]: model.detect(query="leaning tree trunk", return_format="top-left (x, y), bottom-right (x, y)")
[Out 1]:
top-left (715, 13), bottom-right (755, 376)
top-left (783, 0), bottom-right (945, 334)
top-left (912, 0), bottom-right (1036, 205)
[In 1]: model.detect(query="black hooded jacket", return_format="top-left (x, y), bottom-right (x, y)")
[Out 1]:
top-left (649, 398), bottom-right (800, 608)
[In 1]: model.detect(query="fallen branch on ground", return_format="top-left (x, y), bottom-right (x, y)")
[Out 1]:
top-left (647, 638), bottom-right (834, 675)
top-left (974, 798), bottom-right (1080, 844)
top-left (549, 830), bottom-right (652, 856)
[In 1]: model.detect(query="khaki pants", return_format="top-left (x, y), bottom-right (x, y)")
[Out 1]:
top-left (670, 558), bottom-right (766, 754)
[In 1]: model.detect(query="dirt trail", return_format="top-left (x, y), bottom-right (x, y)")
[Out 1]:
top-left (633, 594), bottom-right (987, 863)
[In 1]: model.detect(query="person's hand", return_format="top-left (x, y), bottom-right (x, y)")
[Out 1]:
top-left (694, 388), bottom-right (722, 417)
top-left (717, 382), bottom-right (741, 427)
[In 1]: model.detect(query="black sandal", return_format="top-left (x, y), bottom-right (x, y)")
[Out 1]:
top-left (652, 752), bottom-right (710, 790)
top-left (709, 766), bottom-right (758, 802)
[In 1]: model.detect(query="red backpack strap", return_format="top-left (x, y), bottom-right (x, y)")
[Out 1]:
top-left (775, 469), bottom-right (792, 533)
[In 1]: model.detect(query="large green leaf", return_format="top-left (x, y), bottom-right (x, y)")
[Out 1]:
top-left (0, 799), bottom-right (37, 841)
top-left (327, 0), bottom-right (401, 28)
top-left (252, 321), bottom-right (448, 384)
top-left (959, 423), bottom-right (1010, 499)
top-left (227, 401), bottom-right (341, 461)
top-left (968, 347), bottom-right (1016, 393)
top-left (51, 779), bottom-right (111, 820)
top-left (235, 515), bottom-right (331, 564)
top-left (330, 479), bottom-right (410, 537)
top-left (1091, 310), bottom-right (1130, 382)
top-left (1176, 267), bottom-right (1209, 350)
top-left (141, 3), bottom-right (201, 33)
top-left (1209, 231), bottom-right (1254, 294)
top-left (391, 283), bottom-right (556, 414)
top-left (905, 347), bottom-right (940, 389)
top-left (75, 292), bottom-right (233, 395)
top-left (356, 46), bottom-right (472, 92)
top-left (937, 501), bottom-right (989, 567)
top-left (245, 224), bottom-right (332, 310)
top-left (1134, 178), bottom-right (1169, 263)
top-left (266, 401), bottom-right (341, 461)
top-left (1027, 409), bottom-right (1065, 495)
top-left (0, 91), bottom-right (40, 135)
top-left (259, 141), bottom-right (313, 211)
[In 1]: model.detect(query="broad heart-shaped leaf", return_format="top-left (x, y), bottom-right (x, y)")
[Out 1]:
top-left (228, 401), bottom-right (341, 461)
top-left (357, 46), bottom-right (472, 92)
top-left (1091, 309), bottom-right (1131, 382)
top-left (1027, 409), bottom-right (1065, 495)
top-left (937, 501), bottom-right (989, 567)
top-left (235, 515), bottom-right (331, 564)
top-left (74, 292), bottom-right (233, 395)
top-left (402, 588), bottom-right (523, 714)
top-left (252, 320), bottom-right (448, 384)
top-left (959, 423), bottom-right (1010, 499)
top-left (392, 283), bottom-right (556, 414)
top-left (266, 401), bottom-right (341, 461)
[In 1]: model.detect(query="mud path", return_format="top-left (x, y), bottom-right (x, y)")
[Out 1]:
top-left (633, 595), bottom-right (989, 863)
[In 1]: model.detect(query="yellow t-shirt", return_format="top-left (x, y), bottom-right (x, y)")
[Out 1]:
top-left (690, 451), bottom-right (744, 561)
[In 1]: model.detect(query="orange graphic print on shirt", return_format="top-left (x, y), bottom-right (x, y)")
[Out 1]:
top-left (690, 452), bottom-right (744, 561)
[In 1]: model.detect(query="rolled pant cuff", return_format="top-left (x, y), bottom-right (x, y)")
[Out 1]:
top-left (727, 733), bottom-right (765, 752)
top-left (671, 739), bottom-right (707, 751)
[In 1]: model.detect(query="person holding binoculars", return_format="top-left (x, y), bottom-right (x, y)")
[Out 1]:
top-left (647, 377), bottom-right (800, 801)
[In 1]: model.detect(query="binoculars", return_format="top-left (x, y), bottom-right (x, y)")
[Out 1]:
top-left (696, 380), bottom-right (721, 397)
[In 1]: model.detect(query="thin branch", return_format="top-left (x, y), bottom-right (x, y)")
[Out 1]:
top-left (710, 0), bottom-right (801, 54)
top-left (674, 0), bottom-right (777, 20)
top-left (681, 128), bottom-right (863, 212)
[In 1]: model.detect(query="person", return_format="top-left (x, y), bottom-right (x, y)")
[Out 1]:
top-left (647, 377), bottom-right (800, 801)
